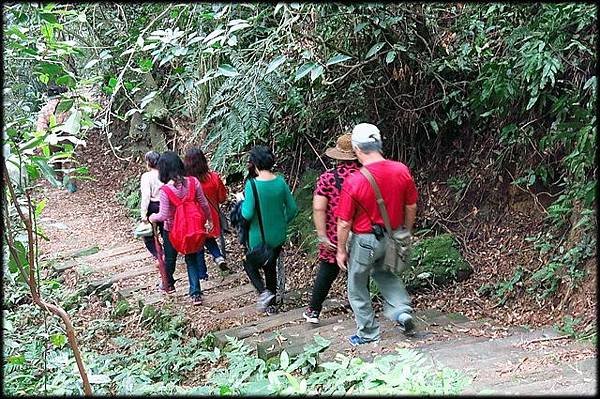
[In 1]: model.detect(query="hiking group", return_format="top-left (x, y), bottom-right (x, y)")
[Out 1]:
top-left (138, 123), bottom-right (418, 346)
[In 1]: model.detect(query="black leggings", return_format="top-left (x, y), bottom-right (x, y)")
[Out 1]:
top-left (244, 246), bottom-right (283, 303)
top-left (309, 260), bottom-right (340, 312)
top-left (143, 201), bottom-right (162, 258)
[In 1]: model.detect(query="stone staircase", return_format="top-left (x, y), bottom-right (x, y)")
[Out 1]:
top-left (52, 243), bottom-right (597, 395)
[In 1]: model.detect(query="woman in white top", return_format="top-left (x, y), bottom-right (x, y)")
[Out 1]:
top-left (140, 151), bottom-right (164, 258)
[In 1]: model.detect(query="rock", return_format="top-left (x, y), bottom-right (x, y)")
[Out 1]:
top-left (402, 234), bottom-right (472, 292)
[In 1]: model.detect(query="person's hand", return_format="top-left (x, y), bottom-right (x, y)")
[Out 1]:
top-left (235, 192), bottom-right (245, 202)
top-left (318, 235), bottom-right (336, 252)
top-left (141, 216), bottom-right (148, 223)
top-left (205, 219), bottom-right (214, 232)
top-left (336, 250), bottom-right (348, 272)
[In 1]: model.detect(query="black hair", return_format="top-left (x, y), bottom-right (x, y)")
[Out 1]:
top-left (248, 145), bottom-right (275, 172)
top-left (144, 151), bottom-right (160, 168)
top-left (157, 151), bottom-right (186, 185)
top-left (47, 84), bottom-right (68, 97)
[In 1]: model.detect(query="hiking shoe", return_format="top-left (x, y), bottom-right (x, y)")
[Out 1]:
top-left (397, 313), bottom-right (415, 335)
top-left (303, 308), bottom-right (320, 324)
top-left (257, 290), bottom-right (275, 312)
top-left (191, 295), bottom-right (203, 306)
top-left (158, 282), bottom-right (175, 294)
top-left (265, 305), bottom-right (279, 316)
top-left (215, 256), bottom-right (229, 271)
top-left (348, 335), bottom-right (378, 346)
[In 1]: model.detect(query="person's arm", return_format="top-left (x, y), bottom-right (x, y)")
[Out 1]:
top-left (193, 179), bottom-right (213, 230)
top-left (283, 180), bottom-right (298, 223)
top-left (313, 194), bottom-right (335, 250)
top-left (404, 173), bottom-right (418, 233)
top-left (240, 181), bottom-right (254, 221)
top-left (404, 204), bottom-right (417, 232)
top-left (139, 173), bottom-right (150, 222)
top-left (336, 219), bottom-right (352, 271)
top-left (149, 189), bottom-right (171, 223)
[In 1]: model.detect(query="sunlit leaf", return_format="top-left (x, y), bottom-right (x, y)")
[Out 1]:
top-left (218, 64), bottom-right (239, 77)
top-left (310, 64), bottom-right (324, 82)
top-left (295, 63), bottom-right (315, 81)
top-left (326, 53), bottom-right (352, 66)
top-left (266, 55), bottom-right (287, 74)
top-left (365, 42), bottom-right (386, 59)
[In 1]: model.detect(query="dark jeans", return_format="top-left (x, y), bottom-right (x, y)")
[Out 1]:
top-left (196, 238), bottom-right (224, 279)
top-left (143, 201), bottom-right (162, 258)
top-left (244, 245), bottom-right (283, 306)
top-left (309, 260), bottom-right (340, 312)
top-left (161, 228), bottom-right (203, 297)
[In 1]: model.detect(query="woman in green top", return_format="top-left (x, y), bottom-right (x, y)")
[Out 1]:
top-left (241, 146), bottom-right (298, 315)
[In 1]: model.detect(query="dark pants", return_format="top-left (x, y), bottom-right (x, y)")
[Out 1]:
top-left (143, 201), bottom-right (162, 258)
top-left (309, 260), bottom-right (340, 312)
top-left (196, 238), bottom-right (223, 279)
top-left (244, 245), bottom-right (283, 305)
top-left (161, 228), bottom-right (203, 297)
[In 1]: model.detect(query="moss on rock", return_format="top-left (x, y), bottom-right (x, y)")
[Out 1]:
top-left (402, 233), bottom-right (472, 292)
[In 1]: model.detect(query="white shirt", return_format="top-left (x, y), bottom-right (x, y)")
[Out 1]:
top-left (140, 169), bottom-right (163, 219)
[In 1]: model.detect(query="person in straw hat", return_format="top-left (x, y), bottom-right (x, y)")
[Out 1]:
top-left (303, 132), bottom-right (361, 324)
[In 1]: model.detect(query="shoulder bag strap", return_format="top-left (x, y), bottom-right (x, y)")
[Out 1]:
top-left (333, 167), bottom-right (342, 191)
top-left (360, 167), bottom-right (393, 237)
top-left (249, 178), bottom-right (267, 244)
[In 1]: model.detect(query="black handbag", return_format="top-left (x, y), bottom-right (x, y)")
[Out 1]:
top-left (245, 179), bottom-right (274, 267)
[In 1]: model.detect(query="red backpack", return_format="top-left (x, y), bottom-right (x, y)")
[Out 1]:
top-left (162, 177), bottom-right (207, 254)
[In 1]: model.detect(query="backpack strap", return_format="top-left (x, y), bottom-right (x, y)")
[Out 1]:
top-left (249, 178), bottom-right (267, 245)
top-left (360, 167), bottom-right (393, 237)
top-left (186, 176), bottom-right (196, 201)
top-left (161, 184), bottom-right (182, 207)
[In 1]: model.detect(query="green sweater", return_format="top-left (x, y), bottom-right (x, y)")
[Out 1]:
top-left (241, 175), bottom-right (298, 249)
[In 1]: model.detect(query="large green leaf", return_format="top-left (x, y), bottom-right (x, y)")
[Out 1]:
top-left (266, 55), bottom-right (287, 74)
top-left (295, 63), bottom-right (315, 81)
top-left (365, 42), bottom-right (386, 59)
top-left (310, 64), bottom-right (324, 82)
top-left (59, 111), bottom-right (81, 135)
top-left (218, 64), bottom-right (240, 77)
top-left (326, 53), bottom-right (352, 66)
top-left (32, 158), bottom-right (61, 187)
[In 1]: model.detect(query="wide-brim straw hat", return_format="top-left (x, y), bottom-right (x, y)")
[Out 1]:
top-left (325, 133), bottom-right (357, 160)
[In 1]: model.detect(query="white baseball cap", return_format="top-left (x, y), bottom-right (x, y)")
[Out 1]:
top-left (351, 123), bottom-right (381, 145)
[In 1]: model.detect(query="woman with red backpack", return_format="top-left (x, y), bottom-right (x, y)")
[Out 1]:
top-left (184, 147), bottom-right (229, 278)
top-left (149, 151), bottom-right (213, 305)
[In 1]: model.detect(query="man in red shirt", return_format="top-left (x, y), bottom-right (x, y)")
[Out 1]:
top-left (336, 123), bottom-right (418, 346)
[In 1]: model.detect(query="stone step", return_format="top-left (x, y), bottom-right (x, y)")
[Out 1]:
top-left (87, 250), bottom-right (150, 273)
top-left (213, 298), bottom-right (348, 349)
top-left (84, 243), bottom-right (141, 262)
top-left (119, 269), bottom-right (242, 299)
top-left (88, 265), bottom-right (156, 291)
top-left (467, 357), bottom-right (596, 395)
top-left (142, 281), bottom-right (255, 307)
top-left (212, 290), bottom-right (304, 324)
top-left (140, 273), bottom-right (249, 306)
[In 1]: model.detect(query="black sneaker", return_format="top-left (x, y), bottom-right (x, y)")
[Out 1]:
top-left (265, 305), bottom-right (279, 316)
top-left (257, 290), bottom-right (275, 312)
top-left (303, 308), bottom-right (320, 324)
top-left (215, 256), bottom-right (229, 272)
top-left (191, 295), bottom-right (203, 306)
top-left (397, 313), bottom-right (415, 335)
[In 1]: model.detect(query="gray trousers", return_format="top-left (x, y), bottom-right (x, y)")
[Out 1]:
top-left (347, 233), bottom-right (412, 340)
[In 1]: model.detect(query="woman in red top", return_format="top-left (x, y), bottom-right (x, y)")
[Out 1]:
top-left (184, 147), bottom-right (229, 278)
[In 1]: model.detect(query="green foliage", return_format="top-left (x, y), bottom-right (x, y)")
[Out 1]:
top-left (555, 316), bottom-right (597, 343)
top-left (116, 176), bottom-right (141, 220)
top-left (478, 267), bottom-right (525, 305)
top-left (404, 234), bottom-right (472, 292)
top-left (287, 169), bottom-right (320, 258)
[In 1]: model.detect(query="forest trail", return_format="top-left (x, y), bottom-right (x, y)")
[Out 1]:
top-left (38, 181), bottom-right (596, 395)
